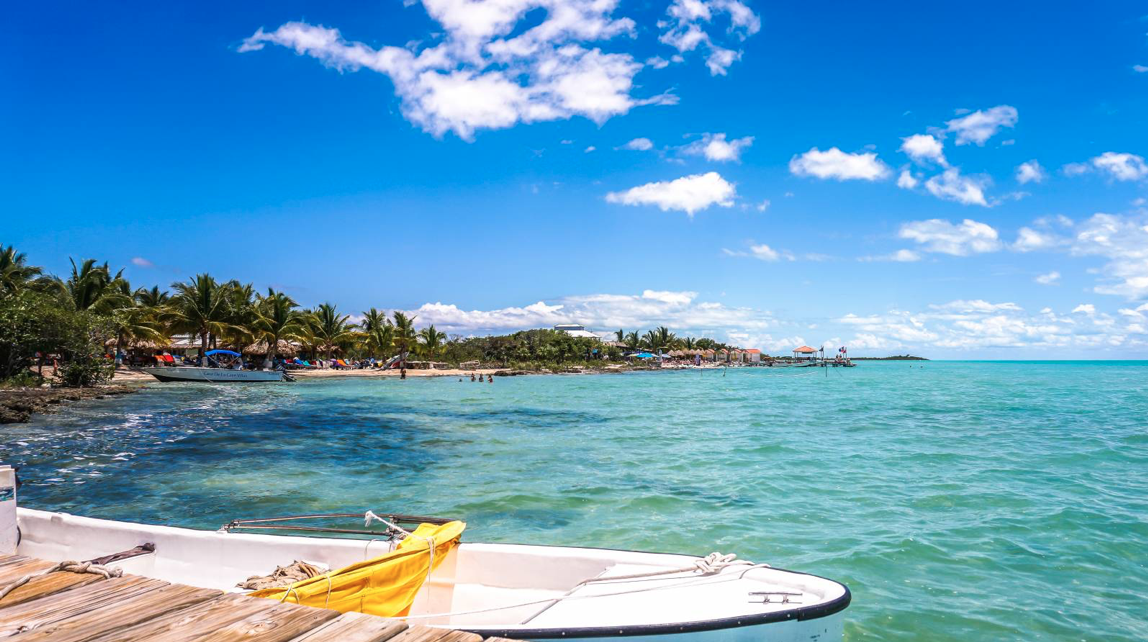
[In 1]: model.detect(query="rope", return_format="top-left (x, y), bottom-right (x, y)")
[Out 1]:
top-left (0, 560), bottom-right (123, 601)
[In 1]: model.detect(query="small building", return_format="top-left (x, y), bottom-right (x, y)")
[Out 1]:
top-left (554, 324), bottom-right (601, 339)
top-left (744, 348), bottom-right (762, 363)
top-left (792, 345), bottom-right (818, 361)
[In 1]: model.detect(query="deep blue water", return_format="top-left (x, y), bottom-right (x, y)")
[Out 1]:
top-left (3, 362), bottom-right (1147, 641)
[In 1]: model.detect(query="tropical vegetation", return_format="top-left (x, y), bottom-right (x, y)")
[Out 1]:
top-left (0, 245), bottom-right (748, 386)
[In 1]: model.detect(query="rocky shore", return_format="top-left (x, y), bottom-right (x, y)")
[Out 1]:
top-left (0, 384), bottom-right (144, 424)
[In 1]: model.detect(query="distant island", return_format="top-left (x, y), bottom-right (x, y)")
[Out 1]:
top-left (852, 355), bottom-right (928, 361)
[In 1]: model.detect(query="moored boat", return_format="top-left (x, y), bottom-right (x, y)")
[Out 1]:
top-left (141, 366), bottom-right (286, 382)
top-left (142, 349), bottom-right (287, 382)
top-left (11, 508), bottom-right (850, 641)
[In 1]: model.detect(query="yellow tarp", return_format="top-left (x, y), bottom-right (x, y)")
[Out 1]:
top-left (251, 521), bottom-right (465, 617)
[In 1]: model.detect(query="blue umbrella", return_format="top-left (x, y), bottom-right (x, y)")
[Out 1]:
top-left (204, 349), bottom-right (241, 357)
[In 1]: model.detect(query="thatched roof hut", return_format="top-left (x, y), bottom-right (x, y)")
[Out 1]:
top-left (243, 339), bottom-right (299, 357)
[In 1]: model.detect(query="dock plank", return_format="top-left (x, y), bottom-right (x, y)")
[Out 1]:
top-left (0, 558), bottom-right (57, 586)
top-left (82, 593), bottom-right (281, 642)
top-left (12, 582), bottom-right (222, 642)
top-left (191, 598), bottom-right (339, 642)
top-left (287, 612), bottom-right (408, 642)
top-left (0, 575), bottom-right (165, 634)
top-left (85, 592), bottom-right (338, 642)
top-left (0, 570), bottom-right (103, 608)
top-left (389, 625), bottom-right (483, 642)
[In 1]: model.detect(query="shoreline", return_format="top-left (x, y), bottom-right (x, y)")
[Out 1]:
top-left (0, 381), bottom-right (146, 424)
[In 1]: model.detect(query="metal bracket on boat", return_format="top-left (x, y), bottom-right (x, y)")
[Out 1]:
top-left (220, 512), bottom-right (455, 537)
top-left (748, 591), bottom-right (804, 605)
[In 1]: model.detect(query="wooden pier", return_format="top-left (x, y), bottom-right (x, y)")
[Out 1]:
top-left (0, 554), bottom-right (517, 642)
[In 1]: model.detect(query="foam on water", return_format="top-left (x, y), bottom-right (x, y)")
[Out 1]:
top-left (3, 361), bottom-right (1147, 641)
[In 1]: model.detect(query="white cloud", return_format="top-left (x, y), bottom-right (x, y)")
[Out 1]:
top-left (1035, 271), bottom-right (1060, 285)
top-left (130, 257), bottom-right (154, 268)
top-left (899, 134), bottom-right (946, 165)
top-left (896, 170), bottom-right (919, 189)
top-left (1072, 304), bottom-right (1095, 315)
top-left (659, 0), bottom-right (761, 76)
top-left (404, 289), bottom-right (775, 341)
top-left (606, 171), bottom-right (736, 215)
top-left (681, 133), bottom-right (753, 162)
top-left (756, 199), bottom-right (770, 212)
top-left (620, 137), bottom-right (654, 150)
top-left (859, 249), bottom-right (921, 262)
top-left (585, 145), bottom-right (596, 152)
top-left (1091, 152), bottom-right (1148, 182)
top-left (1013, 227), bottom-right (1062, 252)
top-left (789, 147), bottom-right (891, 181)
top-left (1133, 64), bottom-right (1147, 73)
top-left (1071, 212), bottom-right (1148, 298)
top-left (899, 218), bottom-right (1002, 256)
top-left (924, 168), bottom-right (990, 206)
top-left (1016, 160), bottom-right (1046, 184)
top-left (647, 56), bottom-right (670, 69)
top-left (239, 2), bottom-right (683, 140)
top-left (749, 244), bottom-right (781, 261)
top-left (945, 105), bottom-right (1018, 146)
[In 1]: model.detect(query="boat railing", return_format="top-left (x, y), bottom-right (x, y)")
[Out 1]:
top-left (220, 511), bottom-right (456, 537)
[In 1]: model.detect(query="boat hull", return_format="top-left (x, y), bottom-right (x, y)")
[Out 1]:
top-left (142, 367), bottom-right (285, 382)
top-left (15, 509), bottom-right (849, 641)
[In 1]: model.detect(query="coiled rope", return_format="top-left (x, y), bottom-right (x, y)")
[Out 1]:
top-left (0, 561), bottom-right (123, 601)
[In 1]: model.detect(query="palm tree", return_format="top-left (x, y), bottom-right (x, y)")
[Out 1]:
top-left (391, 311), bottom-right (417, 371)
top-left (361, 308), bottom-right (395, 359)
top-left (254, 289), bottom-right (303, 367)
top-left (417, 325), bottom-right (446, 361)
top-left (654, 326), bottom-right (677, 351)
top-left (134, 285), bottom-right (169, 308)
top-left (614, 329), bottom-right (625, 342)
top-left (60, 258), bottom-right (132, 314)
top-left (106, 277), bottom-right (164, 356)
top-left (313, 303), bottom-right (355, 360)
top-left (0, 245), bottom-right (44, 295)
top-left (624, 330), bottom-right (640, 348)
top-left (164, 274), bottom-right (234, 359)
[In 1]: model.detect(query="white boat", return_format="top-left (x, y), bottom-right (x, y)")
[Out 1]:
top-left (10, 507), bottom-right (850, 641)
top-left (141, 366), bottom-right (286, 382)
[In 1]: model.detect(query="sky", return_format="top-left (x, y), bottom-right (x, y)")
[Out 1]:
top-left (3, 1), bottom-right (1148, 358)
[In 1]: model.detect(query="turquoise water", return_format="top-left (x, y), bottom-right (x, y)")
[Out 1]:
top-left (3, 362), bottom-right (1147, 640)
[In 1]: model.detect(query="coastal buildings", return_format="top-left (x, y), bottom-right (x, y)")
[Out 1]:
top-left (553, 324), bottom-right (601, 339)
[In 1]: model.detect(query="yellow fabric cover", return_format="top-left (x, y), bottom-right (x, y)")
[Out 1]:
top-left (251, 521), bottom-right (465, 617)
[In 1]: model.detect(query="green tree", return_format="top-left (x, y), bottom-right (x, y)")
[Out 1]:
top-left (254, 288), bottom-right (303, 367)
top-left (0, 245), bottom-right (46, 296)
top-left (417, 325), bottom-right (446, 361)
top-left (164, 274), bottom-right (234, 359)
top-left (59, 258), bottom-right (132, 314)
top-left (391, 311), bottom-right (417, 370)
top-left (312, 303), bottom-right (355, 360)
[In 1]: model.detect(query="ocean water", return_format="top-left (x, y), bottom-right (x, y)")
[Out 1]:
top-left (3, 362), bottom-right (1147, 641)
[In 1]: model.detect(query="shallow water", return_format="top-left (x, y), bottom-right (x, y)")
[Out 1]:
top-left (3, 362), bottom-right (1147, 641)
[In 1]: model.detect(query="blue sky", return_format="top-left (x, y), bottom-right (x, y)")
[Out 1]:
top-left (3, 1), bottom-right (1148, 357)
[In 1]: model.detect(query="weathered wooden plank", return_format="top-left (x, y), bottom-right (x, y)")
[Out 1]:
top-left (0, 571), bottom-right (103, 608)
top-left (85, 593), bottom-right (338, 642)
top-left (482, 637), bottom-right (527, 642)
top-left (82, 594), bottom-right (277, 642)
top-left (0, 558), bottom-right (56, 585)
top-left (0, 575), bottom-right (164, 634)
top-left (287, 612), bottom-right (408, 642)
top-left (13, 582), bottom-right (223, 642)
top-left (190, 597), bottom-right (339, 642)
top-left (388, 625), bottom-right (483, 642)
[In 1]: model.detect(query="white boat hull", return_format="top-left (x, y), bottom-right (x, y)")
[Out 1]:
top-left (142, 367), bottom-right (285, 382)
top-left (15, 509), bottom-right (849, 641)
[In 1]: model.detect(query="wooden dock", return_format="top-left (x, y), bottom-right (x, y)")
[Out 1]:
top-left (0, 554), bottom-right (517, 642)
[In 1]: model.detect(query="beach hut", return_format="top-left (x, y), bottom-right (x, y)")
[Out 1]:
top-left (792, 345), bottom-right (818, 361)
top-left (745, 348), bottom-right (762, 363)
